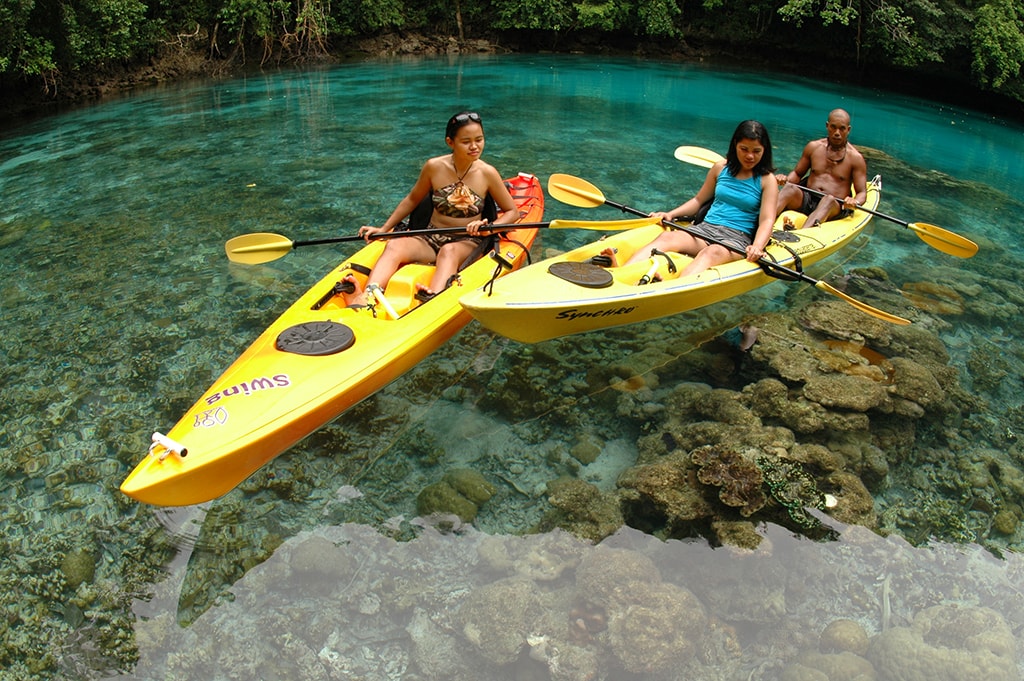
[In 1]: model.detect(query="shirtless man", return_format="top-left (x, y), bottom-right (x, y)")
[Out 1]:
top-left (775, 109), bottom-right (867, 228)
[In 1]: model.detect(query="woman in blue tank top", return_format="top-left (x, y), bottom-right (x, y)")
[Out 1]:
top-left (610, 120), bottom-right (777, 280)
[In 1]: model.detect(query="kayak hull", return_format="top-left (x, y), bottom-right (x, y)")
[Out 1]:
top-left (121, 173), bottom-right (544, 506)
top-left (461, 179), bottom-right (879, 343)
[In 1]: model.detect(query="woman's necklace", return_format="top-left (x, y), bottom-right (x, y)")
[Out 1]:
top-left (453, 157), bottom-right (474, 185)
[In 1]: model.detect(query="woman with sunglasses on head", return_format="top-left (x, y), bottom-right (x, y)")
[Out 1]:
top-left (344, 111), bottom-right (519, 307)
top-left (599, 119), bottom-right (777, 281)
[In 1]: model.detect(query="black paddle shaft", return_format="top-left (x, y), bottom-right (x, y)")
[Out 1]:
top-left (601, 197), bottom-right (818, 286)
top-left (793, 185), bottom-right (911, 228)
top-left (292, 224), bottom-right (526, 249)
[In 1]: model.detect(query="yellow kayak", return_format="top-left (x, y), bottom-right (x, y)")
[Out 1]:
top-left (460, 176), bottom-right (881, 344)
top-left (121, 173), bottom-right (544, 506)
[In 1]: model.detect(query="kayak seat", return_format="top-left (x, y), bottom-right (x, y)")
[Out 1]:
top-left (384, 263), bottom-right (435, 314)
top-left (776, 210), bottom-right (808, 230)
top-left (604, 251), bottom-right (692, 286)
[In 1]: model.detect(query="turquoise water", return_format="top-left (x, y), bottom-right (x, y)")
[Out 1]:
top-left (3, 55), bottom-right (1024, 679)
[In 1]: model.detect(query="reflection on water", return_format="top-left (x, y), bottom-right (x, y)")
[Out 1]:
top-left (2, 56), bottom-right (1024, 679)
top-left (128, 522), bottom-right (1024, 680)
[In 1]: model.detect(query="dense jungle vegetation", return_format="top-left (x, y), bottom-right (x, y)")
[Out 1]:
top-left (1, 0), bottom-right (1022, 115)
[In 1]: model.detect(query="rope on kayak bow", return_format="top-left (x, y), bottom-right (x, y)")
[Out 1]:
top-left (483, 238), bottom-right (531, 296)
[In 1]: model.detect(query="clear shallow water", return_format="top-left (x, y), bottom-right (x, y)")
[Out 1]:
top-left (3, 55), bottom-right (1024, 679)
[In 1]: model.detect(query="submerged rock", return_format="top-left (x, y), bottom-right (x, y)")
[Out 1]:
top-left (416, 468), bottom-right (497, 523)
top-left (416, 481), bottom-right (479, 522)
top-left (458, 578), bottom-right (543, 665)
top-left (444, 468), bottom-right (496, 505)
top-left (819, 618), bottom-right (870, 656)
top-left (541, 477), bottom-right (624, 543)
top-left (782, 650), bottom-right (877, 681)
top-left (60, 546), bottom-right (97, 590)
top-left (607, 581), bottom-right (707, 673)
top-left (867, 604), bottom-right (1018, 681)
top-left (617, 450), bottom-right (713, 534)
top-left (573, 547), bottom-right (661, 611)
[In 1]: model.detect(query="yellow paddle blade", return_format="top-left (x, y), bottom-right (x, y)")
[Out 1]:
top-left (225, 232), bottom-right (295, 264)
top-left (815, 281), bottom-right (911, 325)
top-left (547, 174), bottom-right (606, 208)
top-left (673, 145), bottom-right (725, 168)
top-left (909, 222), bottom-right (979, 258)
top-left (548, 217), bottom-right (662, 231)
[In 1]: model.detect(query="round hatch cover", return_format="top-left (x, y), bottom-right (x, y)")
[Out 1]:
top-left (547, 261), bottom-right (614, 288)
top-left (276, 321), bottom-right (355, 356)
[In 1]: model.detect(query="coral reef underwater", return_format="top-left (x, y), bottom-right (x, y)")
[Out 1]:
top-left (8, 248), bottom-right (1024, 679)
top-left (4, 134), bottom-right (1024, 679)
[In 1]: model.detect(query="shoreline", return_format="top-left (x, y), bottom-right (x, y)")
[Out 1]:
top-left (2, 33), bottom-right (1022, 128)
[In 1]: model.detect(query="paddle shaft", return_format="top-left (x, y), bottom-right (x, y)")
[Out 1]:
top-left (609, 200), bottom-right (909, 323)
top-left (291, 217), bottom-right (661, 249)
top-left (295, 222), bottom-right (539, 248)
top-left (791, 184), bottom-right (909, 226)
top-left (547, 174), bottom-right (910, 324)
top-left (597, 196), bottom-right (827, 286)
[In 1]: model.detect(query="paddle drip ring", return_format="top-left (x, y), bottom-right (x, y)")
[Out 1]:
top-left (276, 321), bottom-right (356, 356)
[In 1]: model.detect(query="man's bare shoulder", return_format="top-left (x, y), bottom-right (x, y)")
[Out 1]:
top-left (846, 143), bottom-right (867, 167)
top-left (805, 137), bottom-right (829, 154)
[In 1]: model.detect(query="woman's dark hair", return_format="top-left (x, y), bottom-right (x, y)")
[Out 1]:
top-left (725, 120), bottom-right (774, 176)
top-left (446, 111), bottom-right (483, 140)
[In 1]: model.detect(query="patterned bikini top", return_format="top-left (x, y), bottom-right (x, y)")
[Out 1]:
top-left (432, 181), bottom-right (485, 219)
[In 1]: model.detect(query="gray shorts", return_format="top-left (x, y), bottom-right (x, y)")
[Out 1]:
top-left (685, 222), bottom-right (752, 253)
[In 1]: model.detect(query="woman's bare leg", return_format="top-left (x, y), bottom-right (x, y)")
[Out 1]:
top-left (349, 237), bottom-right (435, 306)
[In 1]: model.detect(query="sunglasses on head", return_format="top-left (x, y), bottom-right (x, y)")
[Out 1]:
top-left (450, 112), bottom-right (481, 125)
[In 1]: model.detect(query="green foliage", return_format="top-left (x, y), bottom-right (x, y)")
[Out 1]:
top-left (0, 0), bottom-right (148, 76)
top-left (635, 0), bottom-right (680, 37)
top-left (972, 0), bottom-right (1024, 92)
top-left (333, 0), bottom-right (405, 36)
top-left (218, 0), bottom-right (286, 42)
top-left (492, 0), bottom-right (677, 42)
top-left (0, 0), bottom-right (1021, 108)
top-left (215, 0), bottom-right (339, 58)
top-left (775, 0), bottom-right (977, 68)
top-left (0, 0), bottom-right (58, 76)
top-left (574, 0), bottom-right (627, 31)
top-left (697, 0), bottom-right (779, 39)
top-left (295, 0), bottom-right (336, 51)
top-left (494, 0), bottom-right (575, 31)
top-left (11, 34), bottom-right (57, 75)
top-left (146, 0), bottom-right (219, 32)
top-left (776, 0), bottom-right (855, 26)
top-left (58, 0), bottom-right (149, 68)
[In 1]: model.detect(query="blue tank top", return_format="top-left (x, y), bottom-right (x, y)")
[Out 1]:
top-left (703, 167), bottom-right (763, 236)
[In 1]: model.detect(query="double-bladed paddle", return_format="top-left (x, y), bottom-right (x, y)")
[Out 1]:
top-left (547, 173), bottom-right (911, 325)
top-left (673, 145), bottom-right (978, 259)
top-left (225, 217), bottom-right (660, 265)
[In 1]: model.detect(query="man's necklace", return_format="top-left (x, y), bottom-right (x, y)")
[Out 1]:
top-left (826, 144), bottom-right (847, 164)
